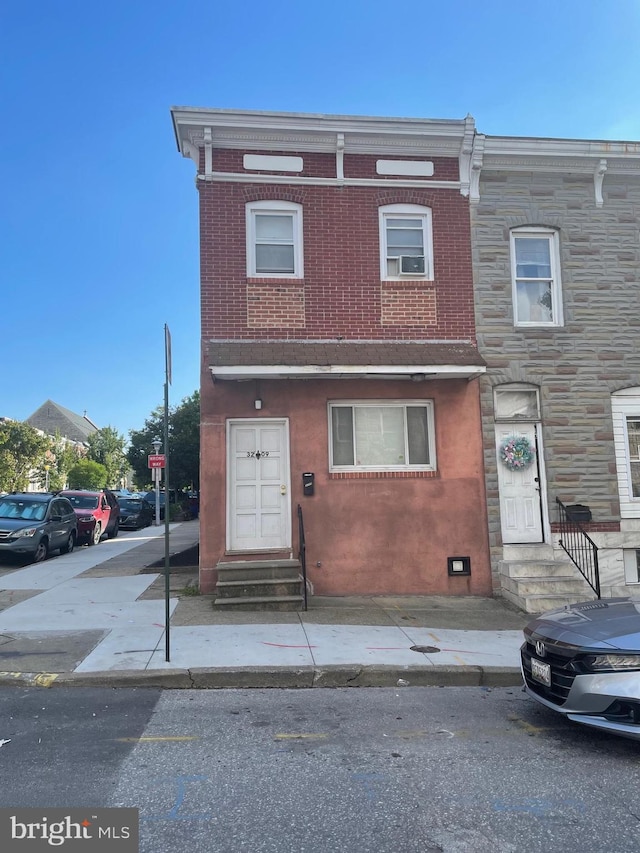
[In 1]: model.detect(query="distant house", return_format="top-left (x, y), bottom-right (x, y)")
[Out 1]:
top-left (25, 400), bottom-right (98, 446)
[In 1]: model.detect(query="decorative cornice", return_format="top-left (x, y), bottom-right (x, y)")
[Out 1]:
top-left (196, 172), bottom-right (461, 191)
top-left (171, 108), bottom-right (640, 210)
top-left (171, 107), bottom-right (473, 194)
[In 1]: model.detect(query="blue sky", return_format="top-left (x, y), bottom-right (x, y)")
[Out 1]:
top-left (3, 0), bottom-right (640, 440)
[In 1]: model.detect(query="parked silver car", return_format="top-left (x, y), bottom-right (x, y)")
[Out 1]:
top-left (521, 598), bottom-right (640, 740)
top-left (0, 492), bottom-right (77, 563)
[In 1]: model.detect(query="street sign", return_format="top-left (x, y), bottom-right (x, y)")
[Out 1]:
top-left (148, 454), bottom-right (166, 469)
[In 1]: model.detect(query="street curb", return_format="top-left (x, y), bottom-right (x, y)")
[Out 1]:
top-left (0, 666), bottom-right (523, 690)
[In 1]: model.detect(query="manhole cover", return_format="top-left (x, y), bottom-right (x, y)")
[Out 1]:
top-left (410, 645), bottom-right (440, 654)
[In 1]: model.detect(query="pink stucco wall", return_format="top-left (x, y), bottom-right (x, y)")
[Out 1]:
top-left (199, 369), bottom-right (492, 597)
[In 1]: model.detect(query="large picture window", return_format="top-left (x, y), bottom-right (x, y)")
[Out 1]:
top-left (329, 401), bottom-right (436, 471)
top-left (510, 227), bottom-right (563, 327)
top-left (246, 200), bottom-right (303, 278)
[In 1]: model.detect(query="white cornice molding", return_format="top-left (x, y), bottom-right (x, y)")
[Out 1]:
top-left (458, 114), bottom-right (475, 197)
top-left (171, 107), bottom-right (473, 190)
top-left (184, 126), bottom-right (469, 156)
top-left (196, 172), bottom-right (461, 191)
top-left (594, 158), bottom-right (607, 208)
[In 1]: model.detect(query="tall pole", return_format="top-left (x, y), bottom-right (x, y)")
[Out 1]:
top-left (164, 324), bottom-right (172, 663)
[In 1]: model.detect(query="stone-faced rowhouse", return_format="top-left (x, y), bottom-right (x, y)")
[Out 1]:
top-left (468, 132), bottom-right (640, 611)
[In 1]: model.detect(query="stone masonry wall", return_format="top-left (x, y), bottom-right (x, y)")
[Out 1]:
top-left (471, 171), bottom-right (640, 585)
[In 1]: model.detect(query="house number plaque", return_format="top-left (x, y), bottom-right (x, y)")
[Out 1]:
top-left (246, 451), bottom-right (270, 459)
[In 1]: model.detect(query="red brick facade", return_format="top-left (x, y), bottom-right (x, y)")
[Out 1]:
top-left (199, 172), bottom-right (476, 340)
top-left (172, 108), bottom-right (492, 597)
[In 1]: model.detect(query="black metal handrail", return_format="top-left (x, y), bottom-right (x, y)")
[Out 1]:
top-left (556, 498), bottom-right (600, 598)
top-left (297, 503), bottom-right (308, 611)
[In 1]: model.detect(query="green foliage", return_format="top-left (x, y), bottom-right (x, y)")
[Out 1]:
top-left (32, 432), bottom-right (83, 492)
top-left (87, 426), bottom-right (128, 488)
top-left (67, 459), bottom-right (108, 490)
top-left (0, 421), bottom-right (49, 492)
top-left (127, 391), bottom-right (200, 490)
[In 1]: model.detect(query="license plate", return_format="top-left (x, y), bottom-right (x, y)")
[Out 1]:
top-left (531, 657), bottom-right (551, 687)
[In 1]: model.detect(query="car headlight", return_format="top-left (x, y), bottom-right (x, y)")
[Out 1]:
top-left (581, 654), bottom-right (640, 672)
top-left (12, 527), bottom-right (38, 538)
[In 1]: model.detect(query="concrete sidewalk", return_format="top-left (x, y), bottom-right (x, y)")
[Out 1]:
top-left (0, 521), bottom-right (530, 689)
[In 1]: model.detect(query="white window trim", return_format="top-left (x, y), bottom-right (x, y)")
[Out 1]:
top-left (493, 383), bottom-right (541, 423)
top-left (246, 200), bottom-right (304, 278)
top-left (328, 399), bottom-right (436, 472)
top-left (378, 204), bottom-right (434, 281)
top-left (510, 227), bottom-right (563, 328)
top-left (612, 390), bottom-right (640, 517)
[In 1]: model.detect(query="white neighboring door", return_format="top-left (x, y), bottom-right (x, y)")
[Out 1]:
top-left (495, 424), bottom-right (544, 544)
top-left (228, 419), bottom-right (291, 552)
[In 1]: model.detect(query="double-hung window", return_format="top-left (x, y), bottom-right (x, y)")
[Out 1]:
top-left (510, 227), bottom-right (563, 326)
top-left (626, 417), bottom-right (640, 499)
top-left (246, 200), bottom-right (303, 277)
top-left (329, 400), bottom-right (436, 472)
top-left (379, 204), bottom-right (433, 280)
top-left (612, 390), bottom-right (640, 517)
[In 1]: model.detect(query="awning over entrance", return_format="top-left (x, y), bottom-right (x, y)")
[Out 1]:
top-left (208, 341), bottom-right (486, 381)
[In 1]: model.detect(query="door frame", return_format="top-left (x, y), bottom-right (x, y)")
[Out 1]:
top-left (225, 417), bottom-right (292, 553)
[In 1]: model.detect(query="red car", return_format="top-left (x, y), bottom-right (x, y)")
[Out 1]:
top-left (59, 489), bottom-right (120, 546)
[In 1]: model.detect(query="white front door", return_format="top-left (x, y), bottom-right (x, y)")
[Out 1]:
top-left (228, 419), bottom-right (291, 552)
top-left (495, 424), bottom-right (544, 544)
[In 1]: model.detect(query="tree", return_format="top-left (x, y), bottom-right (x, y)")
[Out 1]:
top-left (169, 391), bottom-right (200, 491)
top-left (67, 459), bottom-right (108, 490)
top-left (127, 391), bottom-right (200, 490)
top-left (32, 432), bottom-right (83, 492)
top-left (0, 421), bottom-right (49, 492)
top-left (87, 426), bottom-right (128, 488)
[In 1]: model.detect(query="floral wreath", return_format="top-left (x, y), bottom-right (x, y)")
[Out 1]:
top-left (499, 435), bottom-right (535, 471)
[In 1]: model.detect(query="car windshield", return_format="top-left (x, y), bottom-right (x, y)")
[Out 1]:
top-left (119, 499), bottom-right (144, 512)
top-left (67, 495), bottom-right (99, 510)
top-left (0, 499), bottom-right (46, 521)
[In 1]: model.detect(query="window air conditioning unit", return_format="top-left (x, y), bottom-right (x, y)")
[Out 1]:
top-left (400, 255), bottom-right (426, 274)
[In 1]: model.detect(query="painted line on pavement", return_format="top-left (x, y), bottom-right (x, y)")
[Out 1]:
top-left (0, 671), bottom-right (58, 687)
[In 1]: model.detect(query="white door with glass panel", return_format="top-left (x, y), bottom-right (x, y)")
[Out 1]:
top-left (494, 387), bottom-right (544, 544)
top-left (228, 420), bottom-right (291, 552)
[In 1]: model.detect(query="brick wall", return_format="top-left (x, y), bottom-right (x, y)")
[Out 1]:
top-left (199, 155), bottom-right (475, 342)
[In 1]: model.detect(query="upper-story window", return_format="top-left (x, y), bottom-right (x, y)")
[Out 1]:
top-left (379, 204), bottom-right (433, 280)
top-left (510, 227), bottom-right (563, 327)
top-left (246, 200), bottom-right (303, 278)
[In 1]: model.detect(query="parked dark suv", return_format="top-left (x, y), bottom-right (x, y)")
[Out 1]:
top-left (0, 493), bottom-right (77, 563)
top-left (59, 489), bottom-right (120, 546)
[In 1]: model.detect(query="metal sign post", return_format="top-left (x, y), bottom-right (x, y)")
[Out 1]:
top-left (163, 324), bottom-right (172, 663)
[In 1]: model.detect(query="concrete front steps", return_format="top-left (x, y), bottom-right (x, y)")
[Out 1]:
top-left (499, 544), bottom-right (597, 613)
top-left (214, 559), bottom-right (305, 611)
